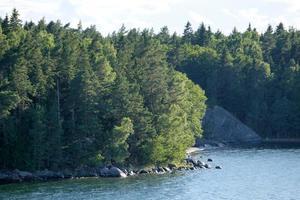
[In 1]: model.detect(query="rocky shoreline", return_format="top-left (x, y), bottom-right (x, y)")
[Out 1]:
top-left (0, 157), bottom-right (221, 185)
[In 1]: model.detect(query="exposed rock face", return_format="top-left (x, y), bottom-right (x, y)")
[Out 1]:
top-left (201, 106), bottom-right (261, 144)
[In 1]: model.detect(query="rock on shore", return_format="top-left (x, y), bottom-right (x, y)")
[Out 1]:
top-left (100, 166), bottom-right (127, 178)
top-left (0, 157), bottom-right (222, 184)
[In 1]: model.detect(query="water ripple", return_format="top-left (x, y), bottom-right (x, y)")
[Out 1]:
top-left (1, 148), bottom-right (300, 200)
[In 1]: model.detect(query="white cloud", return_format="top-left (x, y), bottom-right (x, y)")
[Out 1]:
top-left (188, 11), bottom-right (214, 27)
top-left (222, 8), bottom-right (271, 32)
top-left (0, 0), bottom-right (183, 34)
top-left (70, 0), bottom-right (181, 16)
top-left (222, 8), bottom-right (240, 21)
top-left (0, 0), bottom-right (62, 19)
top-left (261, 0), bottom-right (300, 30)
top-left (264, 0), bottom-right (300, 12)
top-left (222, 5), bottom-right (300, 33)
top-left (1, 0), bottom-right (300, 35)
top-left (238, 8), bottom-right (269, 25)
top-left (68, 0), bottom-right (184, 34)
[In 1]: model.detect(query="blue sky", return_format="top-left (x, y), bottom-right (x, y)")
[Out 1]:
top-left (1, 0), bottom-right (300, 35)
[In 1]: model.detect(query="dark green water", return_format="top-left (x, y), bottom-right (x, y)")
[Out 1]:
top-left (1, 148), bottom-right (299, 200)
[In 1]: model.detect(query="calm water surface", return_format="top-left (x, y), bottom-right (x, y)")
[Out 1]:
top-left (1, 148), bottom-right (300, 200)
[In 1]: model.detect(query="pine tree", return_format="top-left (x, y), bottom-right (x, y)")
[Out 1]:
top-left (9, 8), bottom-right (22, 31)
top-left (105, 117), bottom-right (134, 164)
top-left (182, 21), bottom-right (193, 44)
top-left (1, 15), bottom-right (9, 34)
top-left (261, 25), bottom-right (275, 65)
top-left (194, 23), bottom-right (210, 46)
top-left (29, 105), bottom-right (47, 170)
top-left (66, 45), bottom-right (102, 166)
top-left (157, 26), bottom-right (170, 44)
top-left (10, 57), bottom-right (33, 110)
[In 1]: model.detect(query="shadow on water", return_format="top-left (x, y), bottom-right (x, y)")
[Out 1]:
top-left (0, 172), bottom-right (187, 199)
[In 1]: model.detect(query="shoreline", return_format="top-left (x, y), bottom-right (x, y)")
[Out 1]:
top-left (0, 148), bottom-right (221, 185)
top-left (186, 147), bottom-right (204, 154)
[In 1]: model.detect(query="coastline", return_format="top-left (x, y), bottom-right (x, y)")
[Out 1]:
top-left (0, 147), bottom-right (220, 185)
top-left (186, 147), bottom-right (204, 154)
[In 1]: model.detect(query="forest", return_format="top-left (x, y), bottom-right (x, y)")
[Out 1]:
top-left (0, 9), bottom-right (206, 170)
top-left (0, 9), bottom-right (300, 171)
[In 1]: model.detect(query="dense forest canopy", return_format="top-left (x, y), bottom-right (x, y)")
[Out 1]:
top-left (175, 22), bottom-right (300, 139)
top-left (0, 9), bottom-right (207, 170)
top-left (1, 9), bottom-right (300, 171)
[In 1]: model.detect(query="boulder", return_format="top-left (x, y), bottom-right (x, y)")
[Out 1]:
top-left (215, 166), bottom-right (222, 169)
top-left (195, 160), bottom-right (205, 167)
top-left (34, 169), bottom-right (64, 180)
top-left (99, 167), bottom-right (110, 177)
top-left (168, 164), bottom-right (177, 170)
top-left (122, 169), bottom-right (128, 175)
top-left (185, 157), bottom-right (197, 166)
top-left (100, 167), bottom-right (127, 178)
top-left (0, 171), bottom-right (21, 184)
top-left (138, 169), bottom-right (148, 174)
top-left (62, 169), bottom-right (73, 178)
top-left (204, 164), bottom-right (211, 169)
top-left (207, 158), bottom-right (213, 162)
top-left (163, 167), bottom-right (171, 173)
top-left (128, 170), bottom-right (136, 176)
top-left (75, 166), bottom-right (97, 177)
top-left (201, 106), bottom-right (262, 144)
top-left (109, 167), bottom-right (127, 177)
top-left (13, 169), bottom-right (34, 181)
top-left (157, 167), bottom-right (165, 173)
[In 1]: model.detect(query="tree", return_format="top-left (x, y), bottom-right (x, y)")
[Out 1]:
top-left (194, 23), bottom-right (211, 46)
top-left (0, 25), bottom-right (9, 59)
top-left (156, 26), bottom-right (170, 44)
top-left (261, 25), bottom-right (275, 65)
top-left (182, 21), bottom-right (193, 44)
top-left (29, 105), bottom-right (47, 170)
top-left (105, 117), bottom-right (134, 164)
top-left (66, 45), bottom-right (102, 166)
top-left (9, 8), bottom-right (22, 31)
top-left (10, 57), bottom-right (33, 110)
top-left (150, 71), bottom-right (206, 164)
top-left (1, 15), bottom-right (9, 34)
top-left (12, 9), bottom-right (300, 170)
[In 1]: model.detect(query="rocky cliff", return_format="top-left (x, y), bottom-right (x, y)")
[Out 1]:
top-left (200, 106), bottom-right (262, 144)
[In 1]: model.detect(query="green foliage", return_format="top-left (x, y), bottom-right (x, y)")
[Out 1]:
top-left (0, 10), bottom-right (207, 170)
top-left (176, 21), bottom-right (300, 139)
top-left (106, 117), bottom-right (134, 163)
top-left (5, 9), bottom-right (300, 171)
top-left (29, 105), bottom-right (47, 170)
top-left (150, 72), bottom-right (207, 164)
top-left (0, 85), bottom-right (19, 119)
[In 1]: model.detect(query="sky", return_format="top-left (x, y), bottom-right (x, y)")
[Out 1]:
top-left (1, 0), bottom-right (300, 35)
